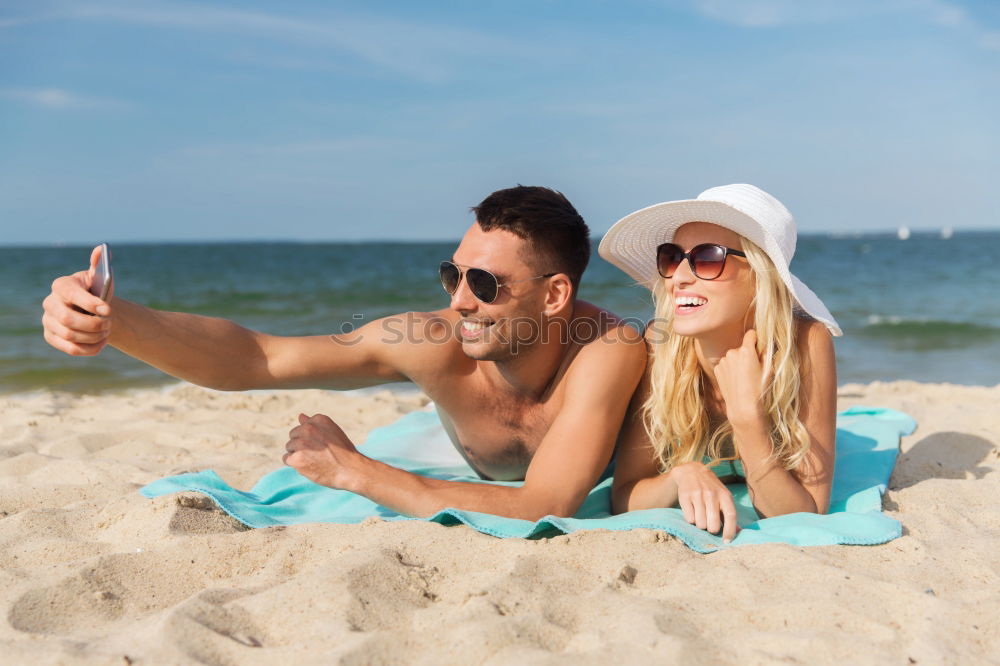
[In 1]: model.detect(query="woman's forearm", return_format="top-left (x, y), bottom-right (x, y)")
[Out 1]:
top-left (732, 421), bottom-right (818, 517)
top-left (613, 473), bottom-right (678, 513)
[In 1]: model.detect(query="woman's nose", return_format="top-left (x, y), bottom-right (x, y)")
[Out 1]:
top-left (671, 254), bottom-right (697, 285)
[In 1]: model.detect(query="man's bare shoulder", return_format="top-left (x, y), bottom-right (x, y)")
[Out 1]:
top-left (542, 302), bottom-right (646, 408)
top-left (563, 300), bottom-right (647, 378)
top-left (372, 308), bottom-right (464, 344)
top-left (569, 300), bottom-right (646, 349)
top-left (356, 309), bottom-right (467, 368)
top-left (370, 308), bottom-right (460, 327)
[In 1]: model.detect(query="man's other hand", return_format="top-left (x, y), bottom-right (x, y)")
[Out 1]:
top-left (283, 413), bottom-right (361, 489)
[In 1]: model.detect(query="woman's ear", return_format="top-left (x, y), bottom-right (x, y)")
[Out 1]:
top-left (542, 274), bottom-right (574, 315)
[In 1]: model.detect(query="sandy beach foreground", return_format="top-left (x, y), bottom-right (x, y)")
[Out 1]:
top-left (0, 381), bottom-right (997, 665)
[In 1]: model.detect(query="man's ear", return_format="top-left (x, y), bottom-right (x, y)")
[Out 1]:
top-left (542, 274), bottom-right (574, 316)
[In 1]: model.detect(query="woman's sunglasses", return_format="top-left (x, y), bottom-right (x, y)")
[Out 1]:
top-left (439, 261), bottom-right (554, 304)
top-left (656, 242), bottom-right (747, 281)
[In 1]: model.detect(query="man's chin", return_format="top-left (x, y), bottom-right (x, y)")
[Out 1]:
top-left (460, 339), bottom-right (513, 362)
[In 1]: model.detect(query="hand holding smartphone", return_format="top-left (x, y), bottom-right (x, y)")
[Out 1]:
top-left (43, 243), bottom-right (115, 356)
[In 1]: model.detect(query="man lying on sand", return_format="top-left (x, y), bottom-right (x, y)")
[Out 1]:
top-left (42, 186), bottom-right (646, 520)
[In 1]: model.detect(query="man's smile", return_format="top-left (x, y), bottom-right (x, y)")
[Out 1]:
top-left (460, 318), bottom-right (495, 338)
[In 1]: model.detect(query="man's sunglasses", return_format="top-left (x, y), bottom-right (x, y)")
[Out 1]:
top-left (439, 261), bottom-right (554, 304)
top-left (657, 242), bottom-right (747, 281)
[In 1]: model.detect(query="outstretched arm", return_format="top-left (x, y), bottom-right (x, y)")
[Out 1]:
top-left (283, 329), bottom-right (647, 520)
top-left (42, 245), bottom-right (428, 391)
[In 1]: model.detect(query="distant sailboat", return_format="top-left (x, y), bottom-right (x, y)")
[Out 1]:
top-left (941, 226), bottom-right (954, 239)
top-left (897, 226), bottom-right (910, 240)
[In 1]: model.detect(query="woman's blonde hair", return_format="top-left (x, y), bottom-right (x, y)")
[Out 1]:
top-left (642, 235), bottom-right (811, 472)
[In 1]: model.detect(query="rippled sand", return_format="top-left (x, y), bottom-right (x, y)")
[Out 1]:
top-left (0, 381), bottom-right (997, 664)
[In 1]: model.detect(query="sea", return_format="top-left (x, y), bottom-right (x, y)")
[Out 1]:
top-left (2, 230), bottom-right (999, 394)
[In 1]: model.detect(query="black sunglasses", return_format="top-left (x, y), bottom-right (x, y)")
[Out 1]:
top-left (439, 261), bottom-right (554, 304)
top-left (657, 242), bottom-right (747, 280)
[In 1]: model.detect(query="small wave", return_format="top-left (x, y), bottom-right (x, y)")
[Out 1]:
top-left (864, 315), bottom-right (1000, 332)
top-left (859, 316), bottom-right (1000, 350)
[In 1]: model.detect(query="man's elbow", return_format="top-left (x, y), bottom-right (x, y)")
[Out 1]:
top-left (609, 478), bottom-right (639, 515)
top-left (191, 375), bottom-right (255, 392)
top-left (610, 491), bottom-right (627, 516)
top-left (518, 504), bottom-right (576, 522)
top-left (514, 492), bottom-right (583, 521)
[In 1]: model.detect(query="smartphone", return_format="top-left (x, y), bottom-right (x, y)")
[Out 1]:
top-left (90, 243), bottom-right (113, 302)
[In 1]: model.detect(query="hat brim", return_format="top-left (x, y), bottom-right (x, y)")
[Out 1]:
top-left (598, 199), bottom-right (842, 336)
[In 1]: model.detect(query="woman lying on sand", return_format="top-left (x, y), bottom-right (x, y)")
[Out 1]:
top-left (599, 184), bottom-right (843, 542)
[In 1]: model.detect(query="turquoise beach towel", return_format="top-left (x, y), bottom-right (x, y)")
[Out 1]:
top-left (141, 406), bottom-right (915, 553)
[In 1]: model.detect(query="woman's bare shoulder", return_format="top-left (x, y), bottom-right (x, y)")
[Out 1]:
top-left (795, 316), bottom-right (834, 348)
top-left (794, 316), bottom-right (836, 383)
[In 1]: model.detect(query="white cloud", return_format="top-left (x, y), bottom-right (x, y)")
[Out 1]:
top-left (920, 1), bottom-right (1000, 51)
top-left (930, 3), bottom-right (968, 27)
top-left (980, 31), bottom-right (1000, 51)
top-left (686, 0), bottom-right (911, 28)
top-left (920, 0), bottom-right (1000, 51)
top-left (683, 0), bottom-right (1000, 52)
top-left (169, 137), bottom-right (423, 160)
top-left (19, 1), bottom-right (553, 83)
top-left (0, 87), bottom-right (126, 109)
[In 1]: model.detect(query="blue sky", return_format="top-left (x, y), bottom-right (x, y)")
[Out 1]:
top-left (1, 0), bottom-right (998, 244)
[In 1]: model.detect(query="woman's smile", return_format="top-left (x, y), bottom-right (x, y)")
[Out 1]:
top-left (673, 290), bottom-right (708, 316)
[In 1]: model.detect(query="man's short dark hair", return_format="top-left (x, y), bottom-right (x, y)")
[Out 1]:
top-left (472, 185), bottom-right (590, 290)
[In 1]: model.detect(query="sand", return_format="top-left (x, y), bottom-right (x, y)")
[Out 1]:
top-left (0, 380), bottom-right (997, 665)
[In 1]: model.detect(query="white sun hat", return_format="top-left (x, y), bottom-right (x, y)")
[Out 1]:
top-left (598, 183), bottom-right (842, 336)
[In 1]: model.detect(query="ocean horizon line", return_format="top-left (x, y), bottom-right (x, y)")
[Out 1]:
top-left (1, 227), bottom-right (997, 249)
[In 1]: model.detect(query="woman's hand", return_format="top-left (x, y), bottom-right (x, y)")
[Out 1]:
top-left (669, 462), bottom-right (740, 543)
top-left (714, 329), bottom-right (768, 428)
